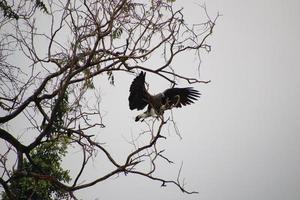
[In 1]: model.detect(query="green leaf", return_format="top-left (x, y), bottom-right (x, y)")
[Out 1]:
top-left (112, 27), bottom-right (123, 39)
top-left (1, 139), bottom-right (71, 199)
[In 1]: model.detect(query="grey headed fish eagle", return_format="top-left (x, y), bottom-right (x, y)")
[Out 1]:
top-left (128, 71), bottom-right (201, 121)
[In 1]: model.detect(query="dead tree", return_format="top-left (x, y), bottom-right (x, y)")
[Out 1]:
top-left (0, 0), bottom-right (218, 199)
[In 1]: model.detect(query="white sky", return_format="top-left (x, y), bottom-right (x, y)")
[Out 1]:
top-left (1, 0), bottom-right (300, 199)
top-left (78, 0), bottom-right (300, 199)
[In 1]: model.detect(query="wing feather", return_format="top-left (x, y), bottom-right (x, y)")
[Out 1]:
top-left (163, 87), bottom-right (200, 108)
top-left (128, 72), bottom-right (149, 110)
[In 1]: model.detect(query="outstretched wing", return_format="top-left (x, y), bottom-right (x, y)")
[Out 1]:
top-left (163, 87), bottom-right (200, 108)
top-left (128, 72), bottom-right (149, 110)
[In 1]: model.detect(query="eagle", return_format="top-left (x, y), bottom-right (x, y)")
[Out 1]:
top-left (128, 71), bottom-right (201, 121)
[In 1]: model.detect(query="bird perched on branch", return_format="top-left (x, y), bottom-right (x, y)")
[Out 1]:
top-left (128, 71), bottom-right (201, 121)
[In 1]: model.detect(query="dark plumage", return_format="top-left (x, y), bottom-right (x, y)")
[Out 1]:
top-left (163, 87), bottom-right (200, 108)
top-left (129, 71), bottom-right (148, 110)
top-left (128, 72), bottom-right (201, 121)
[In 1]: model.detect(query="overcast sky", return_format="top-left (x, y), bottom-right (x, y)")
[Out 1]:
top-left (1, 0), bottom-right (300, 199)
top-left (75, 0), bottom-right (300, 199)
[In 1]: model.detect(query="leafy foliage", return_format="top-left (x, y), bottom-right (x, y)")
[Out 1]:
top-left (52, 92), bottom-right (69, 133)
top-left (2, 91), bottom-right (70, 199)
top-left (112, 27), bottom-right (123, 39)
top-left (0, 0), bottom-right (48, 20)
top-left (0, 0), bottom-right (19, 19)
top-left (33, 0), bottom-right (49, 14)
top-left (1, 138), bottom-right (71, 200)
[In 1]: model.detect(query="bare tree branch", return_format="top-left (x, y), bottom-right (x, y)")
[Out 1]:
top-left (0, 0), bottom-right (218, 198)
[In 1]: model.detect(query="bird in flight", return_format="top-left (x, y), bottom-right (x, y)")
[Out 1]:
top-left (128, 71), bottom-right (201, 121)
